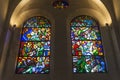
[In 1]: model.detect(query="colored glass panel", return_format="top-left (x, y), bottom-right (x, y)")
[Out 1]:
top-left (21, 28), bottom-right (51, 41)
top-left (37, 17), bottom-right (51, 27)
top-left (16, 16), bottom-right (51, 74)
top-left (71, 15), bottom-right (107, 73)
top-left (73, 56), bottom-right (106, 73)
top-left (23, 17), bottom-right (38, 27)
top-left (71, 16), bottom-right (97, 27)
top-left (24, 17), bottom-right (51, 28)
top-left (71, 26), bottom-right (101, 40)
top-left (72, 41), bottom-right (104, 56)
top-left (16, 57), bottom-right (50, 74)
top-left (53, 0), bottom-right (69, 9)
top-left (19, 41), bottom-right (50, 57)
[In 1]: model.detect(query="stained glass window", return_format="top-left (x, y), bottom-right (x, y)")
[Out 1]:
top-left (71, 15), bottom-right (107, 73)
top-left (16, 16), bottom-right (51, 74)
top-left (53, 0), bottom-right (69, 9)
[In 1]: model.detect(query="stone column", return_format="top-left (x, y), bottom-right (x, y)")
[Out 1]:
top-left (108, 24), bottom-right (120, 73)
top-left (0, 25), bottom-right (16, 80)
top-left (105, 23), bottom-right (120, 80)
top-left (54, 14), bottom-right (71, 80)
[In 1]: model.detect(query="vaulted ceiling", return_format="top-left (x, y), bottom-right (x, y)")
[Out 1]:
top-left (0, 0), bottom-right (120, 28)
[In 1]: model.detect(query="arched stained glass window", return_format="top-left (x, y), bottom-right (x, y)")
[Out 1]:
top-left (16, 16), bottom-right (51, 74)
top-left (71, 15), bottom-right (107, 73)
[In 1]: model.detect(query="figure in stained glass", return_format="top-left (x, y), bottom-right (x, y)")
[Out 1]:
top-left (16, 16), bottom-right (51, 74)
top-left (71, 15), bottom-right (107, 73)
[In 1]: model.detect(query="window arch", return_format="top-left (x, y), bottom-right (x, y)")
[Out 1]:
top-left (16, 16), bottom-right (51, 74)
top-left (71, 15), bottom-right (107, 73)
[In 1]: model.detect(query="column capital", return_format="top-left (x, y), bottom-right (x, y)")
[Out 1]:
top-left (8, 24), bottom-right (16, 31)
top-left (105, 23), bottom-right (112, 30)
